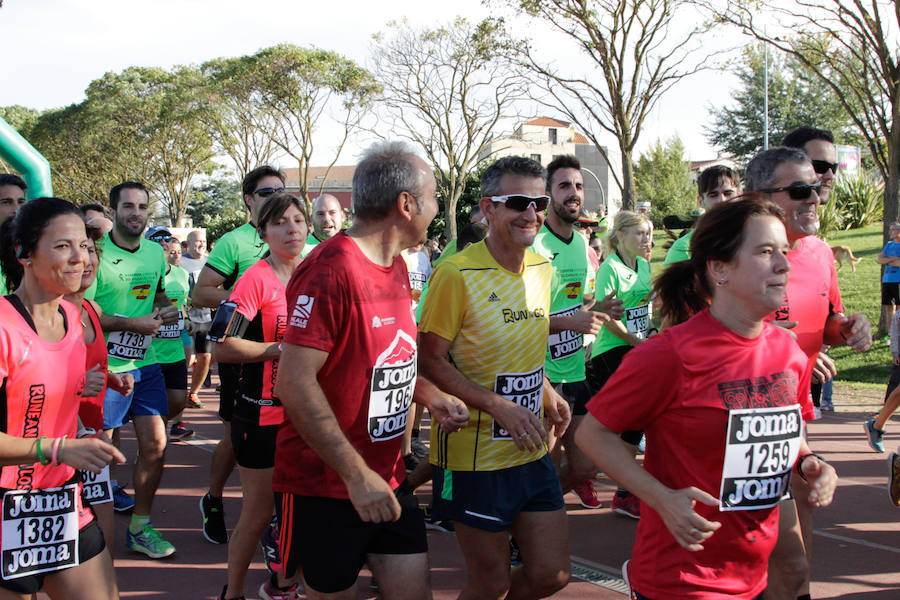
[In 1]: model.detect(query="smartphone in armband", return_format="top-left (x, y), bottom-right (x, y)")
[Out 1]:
top-left (207, 300), bottom-right (239, 343)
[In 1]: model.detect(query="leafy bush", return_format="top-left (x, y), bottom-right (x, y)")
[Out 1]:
top-left (831, 172), bottom-right (883, 230)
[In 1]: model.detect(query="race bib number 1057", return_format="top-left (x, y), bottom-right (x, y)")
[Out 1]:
top-left (492, 366), bottom-right (544, 440)
top-left (719, 405), bottom-right (803, 511)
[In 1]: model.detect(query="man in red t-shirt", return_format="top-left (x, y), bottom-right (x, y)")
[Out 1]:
top-left (745, 141), bottom-right (872, 600)
top-left (273, 141), bottom-right (468, 598)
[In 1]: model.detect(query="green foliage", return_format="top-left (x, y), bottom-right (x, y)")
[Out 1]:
top-left (832, 173), bottom-right (883, 230)
top-left (634, 136), bottom-right (695, 226)
top-left (207, 213), bottom-right (250, 247)
top-left (187, 177), bottom-right (244, 230)
top-left (0, 105), bottom-right (39, 138)
top-left (427, 162), bottom-right (487, 241)
top-left (706, 43), bottom-right (861, 159)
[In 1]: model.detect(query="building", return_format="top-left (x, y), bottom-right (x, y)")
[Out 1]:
top-left (478, 117), bottom-right (622, 216)
top-left (282, 165), bottom-right (355, 210)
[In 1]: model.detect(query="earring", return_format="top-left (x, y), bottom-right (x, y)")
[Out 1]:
top-left (26, 260), bottom-right (32, 266)
top-left (715, 278), bottom-right (727, 287)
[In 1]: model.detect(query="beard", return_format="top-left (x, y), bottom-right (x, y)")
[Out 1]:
top-left (552, 197), bottom-right (579, 224)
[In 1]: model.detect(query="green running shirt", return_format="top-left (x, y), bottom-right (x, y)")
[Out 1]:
top-left (664, 230), bottom-right (693, 266)
top-left (205, 222), bottom-right (268, 291)
top-left (591, 252), bottom-right (653, 358)
top-left (151, 265), bottom-right (189, 365)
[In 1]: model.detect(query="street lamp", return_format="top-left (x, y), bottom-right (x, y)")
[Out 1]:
top-left (581, 166), bottom-right (607, 212)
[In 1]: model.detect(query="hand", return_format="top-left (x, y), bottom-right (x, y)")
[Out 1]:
top-left (596, 291), bottom-right (625, 321)
top-left (543, 388), bottom-right (571, 441)
top-left (812, 351), bottom-right (837, 384)
top-left (108, 372), bottom-right (134, 397)
top-left (428, 395), bottom-right (469, 434)
top-left (185, 319), bottom-right (194, 334)
top-left (61, 437), bottom-right (126, 473)
top-left (156, 304), bottom-right (180, 326)
top-left (841, 313), bottom-right (872, 352)
top-left (654, 487), bottom-right (722, 552)
top-left (568, 299), bottom-right (610, 335)
top-left (82, 365), bottom-right (105, 398)
top-left (491, 398), bottom-right (547, 452)
top-left (131, 311), bottom-right (163, 335)
top-left (801, 456), bottom-right (837, 508)
top-left (346, 467), bottom-right (402, 523)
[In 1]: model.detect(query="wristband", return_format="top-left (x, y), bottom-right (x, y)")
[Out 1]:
top-left (51, 437), bottom-right (62, 466)
top-left (795, 452), bottom-right (825, 481)
top-left (58, 436), bottom-right (67, 465)
top-left (35, 436), bottom-right (50, 466)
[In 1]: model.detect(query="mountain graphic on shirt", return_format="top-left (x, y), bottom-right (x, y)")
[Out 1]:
top-left (375, 330), bottom-right (417, 367)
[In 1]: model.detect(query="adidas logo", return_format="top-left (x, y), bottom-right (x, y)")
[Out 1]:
top-left (488, 292), bottom-right (500, 303)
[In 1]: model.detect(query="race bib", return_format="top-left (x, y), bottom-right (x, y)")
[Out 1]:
top-left (1, 484), bottom-right (79, 580)
top-left (625, 304), bottom-right (650, 339)
top-left (408, 271), bottom-right (427, 291)
top-left (107, 326), bottom-right (151, 361)
top-left (368, 331), bottom-right (417, 442)
top-left (719, 404), bottom-right (803, 511)
top-left (492, 366), bottom-right (544, 440)
top-left (548, 305), bottom-right (583, 361)
top-left (79, 466), bottom-right (111, 505)
top-left (155, 315), bottom-right (184, 340)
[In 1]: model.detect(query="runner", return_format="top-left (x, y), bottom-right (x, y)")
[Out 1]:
top-left (90, 181), bottom-right (180, 559)
top-left (180, 229), bottom-right (211, 409)
top-left (576, 198), bottom-right (838, 600)
top-left (419, 155), bottom-right (572, 599)
top-left (273, 141), bottom-right (468, 598)
top-left (192, 166), bottom-right (280, 544)
top-left (300, 193), bottom-right (344, 259)
top-left (589, 210), bottom-right (653, 519)
top-left (145, 227), bottom-right (193, 441)
top-left (531, 154), bottom-right (617, 509)
top-left (0, 174), bottom-right (27, 296)
top-left (214, 193), bottom-right (307, 600)
top-left (0, 197), bottom-right (125, 599)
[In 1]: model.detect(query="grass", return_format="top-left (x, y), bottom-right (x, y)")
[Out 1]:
top-left (650, 223), bottom-right (888, 386)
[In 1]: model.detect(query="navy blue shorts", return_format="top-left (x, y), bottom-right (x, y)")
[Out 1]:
top-left (103, 363), bottom-right (168, 429)
top-left (431, 453), bottom-right (564, 532)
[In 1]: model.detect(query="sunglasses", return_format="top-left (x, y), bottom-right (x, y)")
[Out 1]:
top-left (811, 160), bottom-right (839, 175)
top-left (254, 187), bottom-right (285, 198)
top-left (488, 194), bottom-right (550, 212)
top-left (151, 235), bottom-right (176, 243)
top-left (574, 221), bottom-right (596, 229)
top-left (760, 181), bottom-right (822, 200)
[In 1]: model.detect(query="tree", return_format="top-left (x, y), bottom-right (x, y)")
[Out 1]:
top-left (244, 44), bottom-right (379, 205)
top-left (371, 17), bottom-right (526, 240)
top-left (706, 43), bottom-right (861, 159)
top-left (634, 136), bottom-right (695, 225)
top-left (186, 176), bottom-right (244, 229)
top-left (504, 0), bottom-right (713, 210)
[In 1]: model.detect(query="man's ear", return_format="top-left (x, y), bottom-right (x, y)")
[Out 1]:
top-left (397, 191), bottom-right (416, 221)
top-left (479, 197), bottom-right (494, 224)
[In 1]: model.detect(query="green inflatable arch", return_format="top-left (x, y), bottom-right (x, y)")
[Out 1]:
top-left (0, 116), bottom-right (52, 198)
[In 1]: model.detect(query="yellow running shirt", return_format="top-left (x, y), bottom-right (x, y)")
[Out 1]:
top-left (419, 240), bottom-right (553, 471)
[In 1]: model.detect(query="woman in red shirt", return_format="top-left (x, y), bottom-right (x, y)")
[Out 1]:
top-left (0, 197), bottom-right (125, 598)
top-left (576, 199), bottom-right (838, 600)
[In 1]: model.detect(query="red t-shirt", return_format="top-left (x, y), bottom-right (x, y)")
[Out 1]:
top-left (230, 259), bottom-right (287, 427)
top-left (587, 309), bottom-right (812, 600)
top-left (78, 300), bottom-right (108, 432)
top-left (273, 233), bottom-right (417, 499)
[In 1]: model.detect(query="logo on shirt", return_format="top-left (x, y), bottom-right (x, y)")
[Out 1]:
top-left (502, 307), bottom-right (546, 324)
top-left (372, 316), bottom-right (397, 328)
top-left (111, 259), bottom-right (123, 265)
top-left (563, 281), bottom-right (583, 300)
top-left (717, 371), bottom-right (798, 410)
top-left (368, 330), bottom-right (417, 441)
top-left (488, 292), bottom-right (501, 303)
top-left (130, 284), bottom-right (152, 300)
top-left (289, 295), bottom-right (314, 329)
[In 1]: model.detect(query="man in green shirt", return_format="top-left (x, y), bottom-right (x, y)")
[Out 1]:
top-left (0, 174), bottom-right (27, 295)
top-left (664, 165), bottom-right (741, 265)
top-left (531, 154), bottom-right (621, 510)
top-left (93, 181), bottom-right (181, 558)
top-left (192, 166), bottom-right (279, 545)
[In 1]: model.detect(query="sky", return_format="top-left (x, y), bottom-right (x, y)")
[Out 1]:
top-left (0, 0), bottom-right (744, 170)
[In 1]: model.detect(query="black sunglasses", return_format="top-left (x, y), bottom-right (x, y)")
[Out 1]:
top-left (488, 194), bottom-right (550, 212)
top-left (574, 221), bottom-right (596, 229)
top-left (811, 160), bottom-right (839, 175)
top-left (254, 187), bottom-right (285, 198)
top-left (760, 181), bottom-right (822, 200)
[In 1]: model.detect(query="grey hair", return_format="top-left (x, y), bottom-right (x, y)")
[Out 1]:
top-left (744, 147), bottom-right (811, 191)
top-left (352, 141), bottom-right (425, 221)
top-left (480, 156), bottom-right (546, 197)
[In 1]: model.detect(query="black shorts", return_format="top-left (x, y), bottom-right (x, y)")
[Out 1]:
top-left (217, 362), bottom-right (241, 422)
top-left (590, 346), bottom-right (642, 446)
top-left (552, 380), bottom-right (592, 417)
top-left (231, 418), bottom-right (278, 469)
top-left (192, 329), bottom-right (210, 354)
top-left (883, 282), bottom-right (900, 306)
top-left (276, 482), bottom-right (427, 593)
top-left (886, 364), bottom-right (900, 402)
top-left (0, 519), bottom-right (105, 594)
top-left (160, 359), bottom-right (188, 391)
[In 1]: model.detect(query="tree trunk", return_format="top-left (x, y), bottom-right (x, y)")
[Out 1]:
top-left (446, 193), bottom-right (459, 242)
top-left (621, 148), bottom-right (636, 211)
top-left (877, 122), bottom-right (900, 337)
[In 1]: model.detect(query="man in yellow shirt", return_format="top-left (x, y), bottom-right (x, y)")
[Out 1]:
top-left (419, 156), bottom-right (572, 599)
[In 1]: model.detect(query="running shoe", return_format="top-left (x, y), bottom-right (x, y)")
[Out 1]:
top-left (217, 584), bottom-right (245, 600)
top-left (187, 393), bottom-right (204, 408)
top-left (622, 559), bottom-right (632, 596)
top-left (820, 398), bottom-right (834, 412)
top-left (423, 505), bottom-right (455, 534)
top-left (509, 536), bottom-right (522, 567)
top-left (259, 574), bottom-right (301, 600)
top-left (890, 453), bottom-right (900, 507)
top-left (637, 435), bottom-right (646, 454)
top-left (410, 439), bottom-right (429, 459)
top-left (112, 484), bottom-right (135, 513)
top-left (865, 419), bottom-right (885, 453)
top-left (260, 518), bottom-right (282, 575)
top-left (813, 407), bottom-right (822, 420)
top-left (168, 421), bottom-right (195, 441)
top-left (126, 522), bottom-right (176, 558)
top-left (573, 480), bottom-right (603, 509)
top-left (612, 492), bottom-right (641, 519)
top-left (200, 493), bottom-right (228, 544)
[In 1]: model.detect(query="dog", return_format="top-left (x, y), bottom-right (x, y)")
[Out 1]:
top-left (831, 245), bottom-right (862, 272)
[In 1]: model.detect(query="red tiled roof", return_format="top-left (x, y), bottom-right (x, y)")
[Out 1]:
top-left (524, 116), bottom-right (570, 128)
top-left (282, 165), bottom-right (356, 186)
top-left (573, 132), bottom-right (589, 144)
